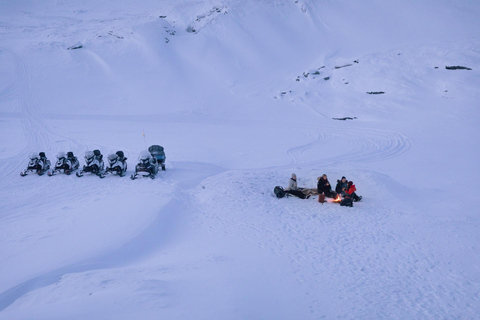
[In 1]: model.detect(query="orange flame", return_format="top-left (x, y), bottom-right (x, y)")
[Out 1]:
top-left (333, 195), bottom-right (342, 203)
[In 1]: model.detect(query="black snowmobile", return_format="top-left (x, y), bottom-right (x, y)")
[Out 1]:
top-left (148, 145), bottom-right (166, 171)
top-left (100, 151), bottom-right (128, 178)
top-left (48, 151), bottom-right (80, 176)
top-left (130, 150), bottom-right (159, 180)
top-left (76, 150), bottom-right (105, 177)
top-left (20, 152), bottom-right (51, 176)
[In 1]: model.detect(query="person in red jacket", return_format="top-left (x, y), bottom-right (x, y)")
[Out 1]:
top-left (343, 181), bottom-right (362, 204)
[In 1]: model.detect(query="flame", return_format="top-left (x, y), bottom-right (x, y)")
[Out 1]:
top-left (333, 195), bottom-right (342, 203)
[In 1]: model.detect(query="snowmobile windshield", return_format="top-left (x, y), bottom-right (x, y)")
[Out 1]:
top-left (56, 151), bottom-right (66, 159)
top-left (138, 150), bottom-right (151, 162)
top-left (148, 145), bottom-right (164, 154)
top-left (108, 153), bottom-right (118, 164)
top-left (29, 152), bottom-right (39, 160)
top-left (85, 151), bottom-right (95, 163)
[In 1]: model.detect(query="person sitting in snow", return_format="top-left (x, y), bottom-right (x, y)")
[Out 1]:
top-left (347, 180), bottom-right (362, 202)
top-left (285, 173), bottom-right (310, 199)
top-left (341, 181), bottom-right (362, 207)
top-left (336, 176), bottom-right (348, 196)
top-left (317, 174), bottom-right (337, 198)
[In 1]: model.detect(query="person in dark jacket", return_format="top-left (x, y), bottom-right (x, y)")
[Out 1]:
top-left (317, 174), bottom-right (337, 198)
top-left (335, 176), bottom-right (348, 195)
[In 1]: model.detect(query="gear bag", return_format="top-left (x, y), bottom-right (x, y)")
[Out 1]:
top-left (274, 186), bottom-right (286, 198)
top-left (318, 193), bottom-right (326, 204)
top-left (340, 198), bottom-right (353, 207)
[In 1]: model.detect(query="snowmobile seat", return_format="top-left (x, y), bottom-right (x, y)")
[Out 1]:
top-left (116, 150), bottom-right (127, 162)
top-left (39, 152), bottom-right (48, 163)
top-left (93, 149), bottom-right (103, 161)
top-left (67, 151), bottom-right (78, 163)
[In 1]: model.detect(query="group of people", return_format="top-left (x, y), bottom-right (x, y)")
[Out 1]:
top-left (284, 173), bottom-right (362, 207)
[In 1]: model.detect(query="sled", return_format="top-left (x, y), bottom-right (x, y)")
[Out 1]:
top-left (148, 145), bottom-right (166, 171)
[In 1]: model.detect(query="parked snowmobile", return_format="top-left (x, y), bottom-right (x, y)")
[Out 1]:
top-left (21, 152), bottom-right (51, 176)
top-left (148, 145), bottom-right (166, 171)
top-left (48, 151), bottom-right (80, 176)
top-left (100, 151), bottom-right (128, 178)
top-left (130, 150), bottom-right (159, 180)
top-left (76, 150), bottom-right (105, 177)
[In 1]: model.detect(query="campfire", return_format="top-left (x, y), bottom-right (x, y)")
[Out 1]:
top-left (332, 195), bottom-right (342, 203)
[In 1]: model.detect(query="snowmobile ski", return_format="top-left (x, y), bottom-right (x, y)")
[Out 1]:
top-left (21, 169), bottom-right (47, 176)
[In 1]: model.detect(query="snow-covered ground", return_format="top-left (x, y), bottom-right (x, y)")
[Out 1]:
top-left (1, 0), bottom-right (480, 319)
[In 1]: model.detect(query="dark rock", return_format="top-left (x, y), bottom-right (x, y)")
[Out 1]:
top-left (333, 117), bottom-right (357, 121)
top-left (366, 91), bottom-right (385, 95)
top-left (335, 64), bottom-right (353, 69)
top-left (67, 42), bottom-right (83, 50)
top-left (445, 66), bottom-right (472, 70)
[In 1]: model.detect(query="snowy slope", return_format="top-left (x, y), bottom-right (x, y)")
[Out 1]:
top-left (1, 0), bottom-right (480, 319)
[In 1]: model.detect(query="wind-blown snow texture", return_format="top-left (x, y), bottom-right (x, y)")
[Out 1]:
top-left (1, 0), bottom-right (480, 319)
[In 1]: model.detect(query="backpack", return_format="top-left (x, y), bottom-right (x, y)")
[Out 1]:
top-left (274, 186), bottom-right (286, 198)
top-left (318, 193), bottom-right (326, 204)
top-left (340, 198), bottom-right (353, 207)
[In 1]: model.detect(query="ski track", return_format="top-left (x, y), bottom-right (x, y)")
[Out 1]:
top-left (276, 125), bottom-right (410, 171)
top-left (0, 48), bottom-right (88, 187)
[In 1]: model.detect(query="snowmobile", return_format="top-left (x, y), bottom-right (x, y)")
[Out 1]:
top-left (20, 152), bottom-right (51, 176)
top-left (130, 150), bottom-right (159, 180)
top-left (76, 150), bottom-right (105, 177)
top-left (100, 151), bottom-right (128, 178)
top-left (148, 145), bottom-right (166, 171)
top-left (48, 151), bottom-right (80, 176)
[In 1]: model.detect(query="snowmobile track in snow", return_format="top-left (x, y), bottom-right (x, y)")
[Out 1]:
top-left (280, 125), bottom-right (411, 170)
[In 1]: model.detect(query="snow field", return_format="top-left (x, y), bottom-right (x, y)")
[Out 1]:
top-left (1, 0), bottom-right (480, 318)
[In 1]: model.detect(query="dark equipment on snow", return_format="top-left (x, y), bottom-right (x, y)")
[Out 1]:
top-left (148, 145), bottom-right (166, 171)
top-left (274, 186), bottom-right (286, 198)
top-left (48, 151), bottom-right (80, 176)
top-left (318, 193), bottom-right (326, 204)
top-left (131, 150), bottom-right (159, 180)
top-left (20, 152), bottom-right (51, 176)
top-left (76, 150), bottom-right (105, 177)
top-left (340, 198), bottom-right (353, 207)
top-left (101, 151), bottom-right (128, 178)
